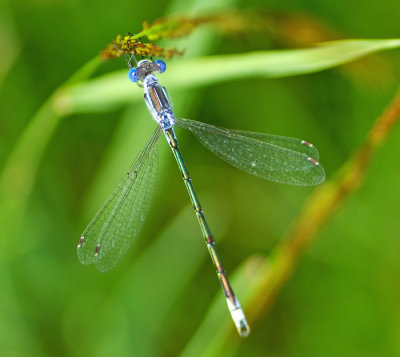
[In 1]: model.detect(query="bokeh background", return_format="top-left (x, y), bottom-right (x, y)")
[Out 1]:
top-left (1, 0), bottom-right (400, 356)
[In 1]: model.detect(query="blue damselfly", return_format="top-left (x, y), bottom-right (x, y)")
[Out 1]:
top-left (77, 55), bottom-right (325, 337)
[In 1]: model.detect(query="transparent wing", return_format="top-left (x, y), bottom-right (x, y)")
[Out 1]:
top-left (77, 127), bottom-right (161, 272)
top-left (175, 118), bottom-right (325, 186)
top-left (229, 129), bottom-right (320, 161)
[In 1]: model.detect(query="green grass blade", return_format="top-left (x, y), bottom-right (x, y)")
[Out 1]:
top-left (60, 39), bottom-right (400, 114)
top-left (0, 57), bottom-right (101, 247)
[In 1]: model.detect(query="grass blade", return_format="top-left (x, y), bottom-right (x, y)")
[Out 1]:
top-left (60, 39), bottom-right (400, 114)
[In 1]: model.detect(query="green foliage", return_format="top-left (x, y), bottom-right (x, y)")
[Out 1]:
top-left (1, 1), bottom-right (400, 357)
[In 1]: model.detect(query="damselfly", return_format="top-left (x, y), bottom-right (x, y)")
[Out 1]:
top-left (77, 56), bottom-right (325, 337)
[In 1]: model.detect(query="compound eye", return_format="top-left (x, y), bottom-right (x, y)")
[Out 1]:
top-left (155, 59), bottom-right (166, 73)
top-left (128, 68), bottom-right (138, 82)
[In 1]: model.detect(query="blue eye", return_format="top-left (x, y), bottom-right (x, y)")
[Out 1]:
top-left (155, 59), bottom-right (166, 73)
top-left (128, 68), bottom-right (138, 82)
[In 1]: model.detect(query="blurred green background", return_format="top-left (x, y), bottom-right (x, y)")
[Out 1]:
top-left (1, 0), bottom-right (400, 356)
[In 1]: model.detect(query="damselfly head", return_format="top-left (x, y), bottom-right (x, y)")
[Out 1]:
top-left (128, 59), bottom-right (167, 83)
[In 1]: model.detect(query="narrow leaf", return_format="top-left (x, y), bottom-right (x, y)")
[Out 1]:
top-left (63, 39), bottom-right (400, 114)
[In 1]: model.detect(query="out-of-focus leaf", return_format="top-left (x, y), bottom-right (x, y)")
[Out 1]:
top-left (0, 1), bottom-right (20, 85)
top-left (0, 57), bottom-right (102, 256)
top-left (60, 39), bottom-right (400, 114)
